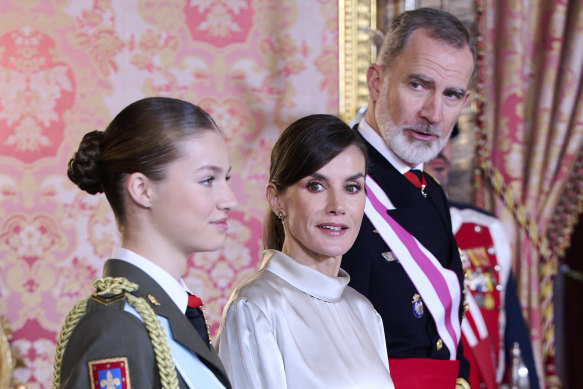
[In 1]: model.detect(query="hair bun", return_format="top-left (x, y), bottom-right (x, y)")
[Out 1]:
top-left (67, 130), bottom-right (106, 194)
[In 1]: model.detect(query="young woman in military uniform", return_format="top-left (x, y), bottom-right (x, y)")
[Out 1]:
top-left (53, 97), bottom-right (236, 389)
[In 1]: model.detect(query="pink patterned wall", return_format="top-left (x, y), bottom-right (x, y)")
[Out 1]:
top-left (0, 1), bottom-right (339, 387)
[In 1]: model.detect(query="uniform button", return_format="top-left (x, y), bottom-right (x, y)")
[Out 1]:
top-left (474, 225), bottom-right (482, 233)
top-left (436, 338), bottom-right (443, 350)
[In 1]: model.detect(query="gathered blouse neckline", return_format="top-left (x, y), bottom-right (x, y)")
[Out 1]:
top-left (259, 249), bottom-right (350, 302)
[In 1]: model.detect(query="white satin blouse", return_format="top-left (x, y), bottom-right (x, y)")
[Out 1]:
top-left (215, 250), bottom-right (394, 389)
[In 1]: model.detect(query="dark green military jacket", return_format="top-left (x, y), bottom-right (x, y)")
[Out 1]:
top-left (58, 259), bottom-right (231, 388)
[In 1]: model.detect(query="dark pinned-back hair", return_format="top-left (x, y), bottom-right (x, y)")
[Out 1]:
top-left (264, 114), bottom-right (367, 250)
top-left (67, 97), bottom-right (220, 229)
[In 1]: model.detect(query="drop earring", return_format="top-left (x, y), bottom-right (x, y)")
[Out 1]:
top-left (276, 210), bottom-right (285, 221)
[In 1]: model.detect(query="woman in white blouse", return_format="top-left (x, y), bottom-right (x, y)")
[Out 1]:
top-left (216, 114), bottom-right (394, 389)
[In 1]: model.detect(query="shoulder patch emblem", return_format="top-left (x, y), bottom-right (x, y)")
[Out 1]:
top-left (88, 357), bottom-right (130, 389)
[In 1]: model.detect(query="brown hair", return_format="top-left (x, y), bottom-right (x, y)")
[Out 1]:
top-left (378, 8), bottom-right (476, 72)
top-left (67, 97), bottom-right (220, 228)
top-left (264, 114), bottom-right (367, 251)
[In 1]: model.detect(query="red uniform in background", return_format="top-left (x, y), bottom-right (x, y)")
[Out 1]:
top-left (452, 207), bottom-right (509, 388)
top-left (450, 205), bottom-right (540, 389)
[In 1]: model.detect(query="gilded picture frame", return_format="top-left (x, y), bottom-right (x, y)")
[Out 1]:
top-left (338, 0), bottom-right (377, 123)
top-left (0, 319), bottom-right (13, 389)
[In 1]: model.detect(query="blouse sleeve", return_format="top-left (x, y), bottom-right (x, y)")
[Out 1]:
top-left (216, 297), bottom-right (287, 389)
top-left (373, 311), bottom-right (390, 362)
top-left (373, 310), bottom-right (396, 389)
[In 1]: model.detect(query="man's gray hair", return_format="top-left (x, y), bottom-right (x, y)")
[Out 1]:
top-left (377, 8), bottom-right (476, 71)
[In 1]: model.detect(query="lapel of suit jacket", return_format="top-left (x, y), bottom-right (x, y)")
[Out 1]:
top-left (103, 259), bottom-right (231, 389)
top-left (359, 131), bottom-right (456, 255)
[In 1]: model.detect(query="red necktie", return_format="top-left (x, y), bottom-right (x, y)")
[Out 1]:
top-left (404, 170), bottom-right (427, 198)
top-left (186, 293), bottom-right (210, 348)
top-left (187, 293), bottom-right (203, 308)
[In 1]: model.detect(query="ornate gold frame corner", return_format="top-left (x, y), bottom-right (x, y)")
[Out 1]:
top-left (0, 318), bottom-right (13, 389)
top-left (339, 0), bottom-right (377, 123)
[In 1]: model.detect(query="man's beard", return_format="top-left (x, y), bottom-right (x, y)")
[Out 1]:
top-left (380, 122), bottom-right (448, 166)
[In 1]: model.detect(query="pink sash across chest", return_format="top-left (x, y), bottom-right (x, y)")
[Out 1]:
top-left (364, 176), bottom-right (461, 359)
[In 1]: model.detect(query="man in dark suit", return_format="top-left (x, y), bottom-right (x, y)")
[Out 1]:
top-left (57, 251), bottom-right (231, 389)
top-left (341, 8), bottom-right (475, 389)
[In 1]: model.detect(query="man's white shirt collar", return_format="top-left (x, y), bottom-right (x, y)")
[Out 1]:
top-left (112, 247), bottom-right (190, 313)
top-left (357, 119), bottom-right (423, 173)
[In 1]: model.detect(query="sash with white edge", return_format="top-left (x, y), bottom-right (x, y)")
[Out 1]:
top-left (365, 176), bottom-right (461, 359)
top-left (124, 304), bottom-right (225, 389)
top-left (461, 292), bottom-right (498, 387)
top-left (461, 291), bottom-right (488, 347)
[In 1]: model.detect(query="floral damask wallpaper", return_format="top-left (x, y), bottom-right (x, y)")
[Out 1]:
top-left (0, 0), bottom-right (339, 386)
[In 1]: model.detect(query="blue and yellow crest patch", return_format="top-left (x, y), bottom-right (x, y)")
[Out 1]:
top-left (88, 357), bottom-right (130, 389)
top-left (412, 293), bottom-right (424, 318)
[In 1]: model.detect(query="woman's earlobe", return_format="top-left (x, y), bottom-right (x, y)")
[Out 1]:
top-left (265, 182), bottom-right (280, 210)
top-left (126, 172), bottom-right (152, 209)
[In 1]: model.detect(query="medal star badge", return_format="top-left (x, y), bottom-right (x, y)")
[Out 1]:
top-left (88, 357), bottom-right (130, 389)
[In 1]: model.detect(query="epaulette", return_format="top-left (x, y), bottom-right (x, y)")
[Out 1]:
top-left (53, 276), bottom-right (180, 389)
top-left (90, 277), bottom-right (138, 306)
top-left (90, 290), bottom-right (126, 306)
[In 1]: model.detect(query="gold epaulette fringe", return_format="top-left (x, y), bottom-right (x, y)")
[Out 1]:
top-left (52, 277), bottom-right (179, 389)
